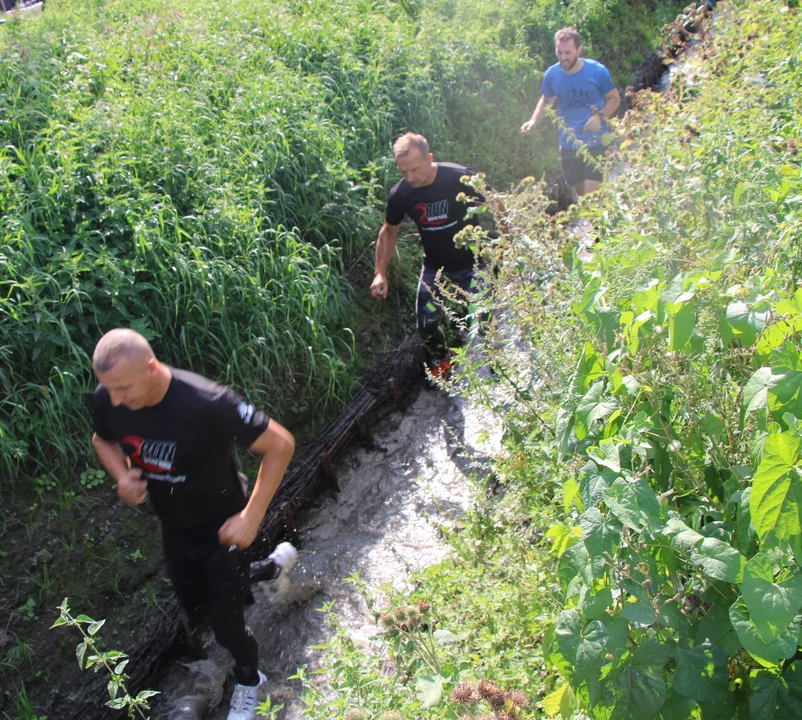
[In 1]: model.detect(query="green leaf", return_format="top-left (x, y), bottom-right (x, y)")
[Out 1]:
top-left (729, 597), bottom-right (800, 667)
top-left (725, 301), bottom-right (770, 347)
top-left (623, 310), bottom-right (654, 355)
top-left (749, 665), bottom-right (802, 720)
top-left (588, 440), bottom-right (622, 472)
top-left (603, 477), bottom-right (662, 531)
top-left (433, 629), bottom-right (458, 645)
top-left (695, 605), bottom-right (742, 657)
top-left (742, 553), bottom-right (802, 644)
top-left (768, 346), bottom-right (802, 421)
top-left (76, 641), bottom-right (88, 670)
top-left (750, 432), bottom-right (802, 543)
top-left (622, 596), bottom-right (655, 628)
top-left (542, 683), bottom-right (578, 718)
top-left (669, 302), bottom-right (696, 352)
top-left (547, 523), bottom-right (582, 558)
top-left (554, 609), bottom-right (582, 667)
top-left (88, 619), bottom-right (106, 636)
top-left (576, 381), bottom-right (618, 441)
top-left (735, 486), bottom-right (757, 554)
top-left (672, 640), bottom-right (728, 702)
top-left (743, 367), bottom-right (772, 422)
top-left (776, 289), bottom-right (802, 318)
top-left (689, 538), bottom-right (746, 583)
top-left (581, 508), bottom-right (622, 578)
top-left (135, 689), bottom-right (160, 700)
top-left (605, 640), bottom-right (668, 720)
top-left (579, 460), bottom-right (618, 508)
top-left (658, 687), bottom-right (699, 720)
top-left (415, 674), bottom-right (444, 707)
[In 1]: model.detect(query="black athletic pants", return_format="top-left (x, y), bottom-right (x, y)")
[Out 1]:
top-left (161, 522), bottom-right (259, 686)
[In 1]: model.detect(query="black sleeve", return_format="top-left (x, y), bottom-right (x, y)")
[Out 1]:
top-left (211, 387), bottom-right (271, 448)
top-left (385, 182), bottom-right (406, 226)
top-left (92, 387), bottom-right (115, 441)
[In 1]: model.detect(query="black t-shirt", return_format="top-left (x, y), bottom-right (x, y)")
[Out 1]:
top-left (93, 368), bottom-right (270, 531)
top-left (385, 162), bottom-right (485, 271)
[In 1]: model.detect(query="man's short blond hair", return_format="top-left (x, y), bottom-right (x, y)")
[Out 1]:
top-left (555, 27), bottom-right (581, 48)
top-left (93, 328), bottom-right (155, 373)
top-left (393, 132), bottom-right (430, 159)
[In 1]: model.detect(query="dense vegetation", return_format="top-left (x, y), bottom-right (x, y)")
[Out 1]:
top-left (0, 0), bottom-right (683, 491)
top-left (0, 0), bottom-right (691, 716)
top-left (307, 0), bottom-right (802, 718)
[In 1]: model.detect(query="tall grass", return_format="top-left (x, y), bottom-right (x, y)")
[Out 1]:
top-left (0, 0), bottom-right (687, 489)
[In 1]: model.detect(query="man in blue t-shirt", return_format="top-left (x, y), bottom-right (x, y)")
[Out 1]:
top-left (521, 27), bottom-right (620, 197)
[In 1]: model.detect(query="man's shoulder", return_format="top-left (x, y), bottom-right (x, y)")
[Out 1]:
top-left (437, 162), bottom-right (473, 177)
top-left (582, 58), bottom-right (611, 75)
top-left (387, 178), bottom-right (412, 203)
top-left (170, 368), bottom-right (231, 405)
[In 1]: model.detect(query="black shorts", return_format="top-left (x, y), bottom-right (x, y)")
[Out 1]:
top-left (560, 145), bottom-right (607, 185)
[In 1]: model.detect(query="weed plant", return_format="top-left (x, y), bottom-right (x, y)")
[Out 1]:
top-left (299, 0), bottom-right (802, 717)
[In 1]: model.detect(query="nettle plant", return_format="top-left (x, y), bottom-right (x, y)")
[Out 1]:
top-left (543, 273), bottom-right (802, 717)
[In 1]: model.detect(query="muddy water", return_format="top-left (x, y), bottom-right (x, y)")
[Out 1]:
top-left (156, 385), bottom-right (501, 719)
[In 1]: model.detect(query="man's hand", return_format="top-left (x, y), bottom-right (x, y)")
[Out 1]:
top-left (218, 512), bottom-right (259, 550)
top-left (520, 119), bottom-right (535, 135)
top-left (117, 468), bottom-right (148, 506)
top-left (370, 272), bottom-right (388, 299)
top-left (583, 112), bottom-right (603, 133)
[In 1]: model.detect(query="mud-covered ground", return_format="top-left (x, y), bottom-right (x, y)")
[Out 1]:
top-left (151, 386), bottom-right (501, 719)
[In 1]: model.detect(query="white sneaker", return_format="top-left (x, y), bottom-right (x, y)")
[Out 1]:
top-left (227, 669), bottom-right (267, 720)
top-left (266, 542), bottom-right (298, 594)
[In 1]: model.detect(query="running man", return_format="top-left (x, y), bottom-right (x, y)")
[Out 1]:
top-left (90, 328), bottom-right (296, 720)
top-left (521, 27), bottom-right (620, 197)
top-left (370, 132), bottom-right (503, 379)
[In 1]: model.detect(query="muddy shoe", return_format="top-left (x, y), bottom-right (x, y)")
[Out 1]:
top-left (428, 352), bottom-right (454, 382)
top-left (227, 670), bottom-right (267, 720)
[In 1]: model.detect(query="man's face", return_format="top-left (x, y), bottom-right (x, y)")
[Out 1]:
top-left (96, 357), bottom-right (155, 411)
top-left (396, 149), bottom-right (434, 188)
top-left (556, 39), bottom-right (581, 71)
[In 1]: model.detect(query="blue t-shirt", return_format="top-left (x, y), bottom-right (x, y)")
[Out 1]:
top-left (541, 58), bottom-right (615, 150)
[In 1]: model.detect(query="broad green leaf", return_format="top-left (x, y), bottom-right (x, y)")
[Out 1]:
top-left (581, 585), bottom-right (614, 621)
top-left (768, 345), bottom-right (802, 421)
top-left (725, 301), bottom-right (770, 347)
top-left (415, 674), bottom-right (444, 707)
top-left (564, 476), bottom-right (582, 512)
top-left (576, 381), bottom-right (618, 441)
top-left (668, 302), bottom-right (696, 352)
top-left (729, 597), bottom-right (800, 667)
top-left (750, 670), bottom-right (784, 720)
top-left (750, 432), bottom-right (802, 543)
top-left (547, 523), bottom-right (582, 558)
top-left (664, 517), bottom-right (704, 552)
top-left (605, 639), bottom-right (668, 720)
top-left (658, 688), bottom-right (699, 720)
top-left (622, 596), bottom-right (655, 628)
top-left (623, 310), bottom-right (654, 355)
top-left (778, 661), bottom-right (802, 715)
top-left (690, 538), bottom-right (746, 583)
top-left (742, 553), bottom-right (802, 644)
top-left (776, 289), bottom-right (802, 318)
top-left (575, 620), bottom-right (610, 686)
top-left (757, 319), bottom-right (802, 362)
top-left (695, 605), bottom-right (742, 657)
top-left (588, 441), bottom-right (622, 472)
top-left (88, 620), bottom-right (106, 636)
top-left (603, 477), bottom-right (662, 531)
top-left (571, 342), bottom-right (606, 397)
top-left (672, 641), bottom-right (728, 702)
top-left (735, 486), bottom-right (757, 555)
top-left (76, 641), bottom-right (88, 670)
top-left (581, 508), bottom-right (622, 579)
top-left (542, 683), bottom-right (578, 718)
top-left (743, 367), bottom-right (772, 422)
top-left (553, 609), bottom-right (582, 674)
top-left (579, 460), bottom-right (618, 508)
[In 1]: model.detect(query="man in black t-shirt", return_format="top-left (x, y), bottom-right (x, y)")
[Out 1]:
top-left (370, 132), bottom-right (503, 379)
top-left (90, 328), bottom-right (296, 720)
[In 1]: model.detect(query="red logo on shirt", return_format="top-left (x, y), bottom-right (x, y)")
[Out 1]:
top-left (121, 435), bottom-right (177, 473)
top-left (413, 200), bottom-right (450, 226)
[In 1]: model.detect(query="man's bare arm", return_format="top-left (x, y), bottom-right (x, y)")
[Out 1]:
top-left (521, 95), bottom-right (557, 134)
top-left (370, 222), bottom-right (400, 299)
top-left (217, 420), bottom-right (296, 549)
top-left (92, 433), bottom-right (147, 505)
